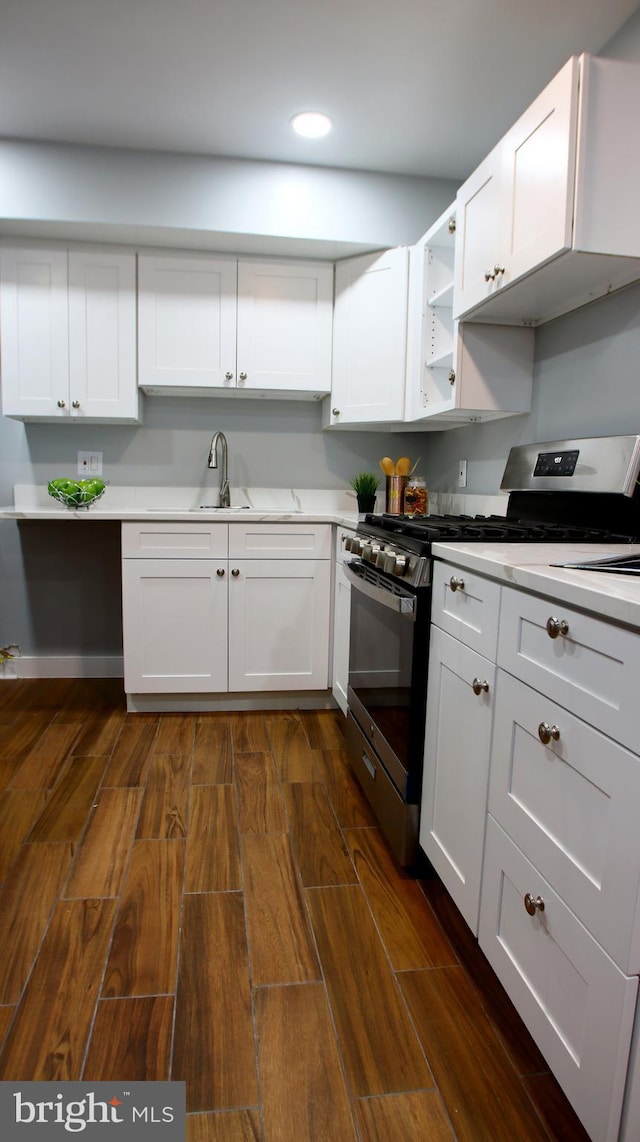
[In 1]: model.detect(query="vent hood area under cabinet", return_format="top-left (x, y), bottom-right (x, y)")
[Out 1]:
top-left (453, 53), bottom-right (640, 327)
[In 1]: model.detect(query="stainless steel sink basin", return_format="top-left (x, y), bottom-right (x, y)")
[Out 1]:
top-left (192, 505), bottom-right (251, 512)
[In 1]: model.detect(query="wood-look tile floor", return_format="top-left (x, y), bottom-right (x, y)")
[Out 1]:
top-left (0, 678), bottom-right (591, 1141)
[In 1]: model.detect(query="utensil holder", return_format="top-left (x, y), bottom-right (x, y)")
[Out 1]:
top-left (385, 475), bottom-right (407, 514)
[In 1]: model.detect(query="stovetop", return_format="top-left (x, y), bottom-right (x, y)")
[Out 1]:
top-left (361, 512), bottom-right (635, 548)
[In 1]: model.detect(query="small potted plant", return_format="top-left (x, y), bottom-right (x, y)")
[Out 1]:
top-left (349, 472), bottom-right (380, 514)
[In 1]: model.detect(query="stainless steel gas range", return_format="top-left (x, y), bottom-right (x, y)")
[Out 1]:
top-left (343, 435), bottom-right (640, 867)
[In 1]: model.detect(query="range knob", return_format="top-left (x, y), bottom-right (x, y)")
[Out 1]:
top-left (349, 538), bottom-right (364, 556)
top-left (362, 543), bottom-right (380, 562)
top-left (393, 554), bottom-right (408, 576)
top-left (377, 548), bottom-right (397, 572)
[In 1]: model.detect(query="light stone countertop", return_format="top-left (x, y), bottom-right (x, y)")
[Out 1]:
top-left (432, 541), bottom-right (640, 631)
top-left (0, 485), bottom-right (361, 527)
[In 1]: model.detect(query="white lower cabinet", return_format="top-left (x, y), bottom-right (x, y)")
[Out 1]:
top-left (480, 817), bottom-right (637, 1142)
top-left (228, 559), bottom-right (331, 691)
top-left (423, 559), bottom-right (640, 1141)
top-left (331, 527), bottom-right (357, 714)
top-left (121, 522), bottom-right (331, 695)
top-left (419, 625), bottom-right (495, 932)
top-left (122, 558), bottom-right (228, 693)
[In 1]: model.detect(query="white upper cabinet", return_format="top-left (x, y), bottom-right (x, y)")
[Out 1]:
top-left (405, 207), bottom-right (534, 426)
top-left (326, 247), bottom-right (408, 426)
top-left (138, 253), bottom-right (238, 391)
top-left (1, 245), bottom-right (140, 422)
top-left (237, 260), bottom-right (333, 393)
top-left (454, 53), bottom-right (640, 325)
top-left (68, 250), bottom-right (140, 421)
top-left (138, 253), bottom-right (333, 398)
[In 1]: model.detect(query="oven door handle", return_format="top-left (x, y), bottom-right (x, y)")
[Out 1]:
top-left (344, 561), bottom-right (416, 618)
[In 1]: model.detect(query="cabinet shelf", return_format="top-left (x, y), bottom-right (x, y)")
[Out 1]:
top-left (427, 281), bottom-right (454, 308)
top-left (426, 348), bottom-right (454, 369)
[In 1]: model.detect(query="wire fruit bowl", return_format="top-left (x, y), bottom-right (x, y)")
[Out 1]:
top-left (47, 480), bottom-right (108, 510)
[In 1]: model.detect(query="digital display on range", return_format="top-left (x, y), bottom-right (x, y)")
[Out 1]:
top-left (533, 449), bottom-right (579, 477)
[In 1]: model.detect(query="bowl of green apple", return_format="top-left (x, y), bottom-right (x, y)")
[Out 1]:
top-left (47, 477), bottom-right (107, 509)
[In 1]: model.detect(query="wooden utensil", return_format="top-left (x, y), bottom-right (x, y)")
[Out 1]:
top-left (395, 457), bottom-right (411, 476)
top-left (379, 457), bottom-right (395, 476)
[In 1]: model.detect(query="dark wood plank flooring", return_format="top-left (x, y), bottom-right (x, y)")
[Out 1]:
top-left (0, 678), bottom-right (591, 1140)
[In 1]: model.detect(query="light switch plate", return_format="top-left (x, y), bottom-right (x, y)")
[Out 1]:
top-left (77, 451), bottom-right (103, 476)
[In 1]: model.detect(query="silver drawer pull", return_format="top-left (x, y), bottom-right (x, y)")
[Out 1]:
top-left (231, 568), bottom-right (240, 578)
top-left (524, 893), bottom-right (545, 916)
top-left (449, 575), bottom-right (465, 592)
top-left (538, 722), bottom-right (560, 745)
top-left (546, 616), bottom-right (569, 639)
top-left (216, 568), bottom-right (225, 577)
top-left (472, 678), bottom-right (489, 695)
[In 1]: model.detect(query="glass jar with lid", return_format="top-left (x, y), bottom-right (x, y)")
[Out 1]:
top-left (404, 477), bottom-right (428, 516)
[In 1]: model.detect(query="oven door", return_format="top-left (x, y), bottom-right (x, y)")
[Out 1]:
top-left (344, 559), bottom-right (429, 803)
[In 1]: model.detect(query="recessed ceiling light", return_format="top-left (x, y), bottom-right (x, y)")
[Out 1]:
top-left (291, 111), bottom-right (332, 138)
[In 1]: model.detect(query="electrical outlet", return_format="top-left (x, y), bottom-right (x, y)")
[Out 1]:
top-left (458, 459), bottom-right (468, 488)
top-left (77, 451), bottom-right (103, 476)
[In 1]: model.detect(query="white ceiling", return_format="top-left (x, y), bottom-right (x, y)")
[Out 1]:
top-left (1, 0), bottom-right (639, 180)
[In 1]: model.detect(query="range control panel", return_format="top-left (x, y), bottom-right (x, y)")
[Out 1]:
top-left (533, 449), bottom-right (579, 477)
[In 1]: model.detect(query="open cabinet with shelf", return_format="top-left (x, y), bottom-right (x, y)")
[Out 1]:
top-left (405, 205), bottom-right (534, 427)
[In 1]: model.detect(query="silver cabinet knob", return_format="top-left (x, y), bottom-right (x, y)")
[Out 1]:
top-left (71, 400), bottom-right (80, 409)
top-left (57, 399), bottom-right (66, 408)
top-left (225, 371), bottom-right (234, 381)
top-left (524, 893), bottom-right (545, 916)
top-left (546, 616), bottom-right (569, 639)
top-left (216, 568), bottom-right (225, 577)
top-left (484, 269), bottom-right (496, 282)
top-left (472, 678), bottom-right (489, 695)
top-left (449, 576), bottom-right (465, 592)
top-left (538, 722), bottom-right (560, 745)
top-left (494, 264), bottom-right (505, 276)
top-left (332, 407), bottom-right (340, 416)
top-left (448, 370), bottom-right (456, 385)
top-left (239, 372), bottom-right (247, 382)
top-left (231, 568), bottom-right (240, 577)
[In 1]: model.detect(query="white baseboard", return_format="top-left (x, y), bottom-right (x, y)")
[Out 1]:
top-left (4, 656), bottom-right (124, 679)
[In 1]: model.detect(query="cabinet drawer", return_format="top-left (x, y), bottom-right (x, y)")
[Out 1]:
top-left (498, 585), bottom-right (640, 750)
top-left (229, 522), bottom-right (331, 559)
top-left (122, 521), bottom-right (228, 559)
top-left (431, 560), bottom-right (501, 658)
top-left (479, 817), bottom-right (638, 1142)
top-left (490, 669), bottom-right (640, 973)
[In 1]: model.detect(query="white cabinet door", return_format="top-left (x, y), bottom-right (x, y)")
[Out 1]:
top-left (501, 56), bottom-right (578, 290)
top-left (489, 668), bottom-right (640, 975)
top-left (237, 260), bottom-right (332, 393)
top-left (122, 559), bottom-right (228, 693)
top-left (0, 246), bottom-right (69, 418)
top-left (328, 247), bottom-right (408, 425)
top-left (228, 559), bottom-right (331, 691)
top-left (419, 625), bottom-right (496, 933)
top-left (453, 150), bottom-right (504, 320)
top-left (455, 58), bottom-right (578, 320)
top-left (480, 816), bottom-right (638, 1142)
top-left (138, 254), bottom-right (237, 390)
top-left (331, 558), bottom-right (351, 715)
top-left (68, 250), bottom-right (140, 421)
